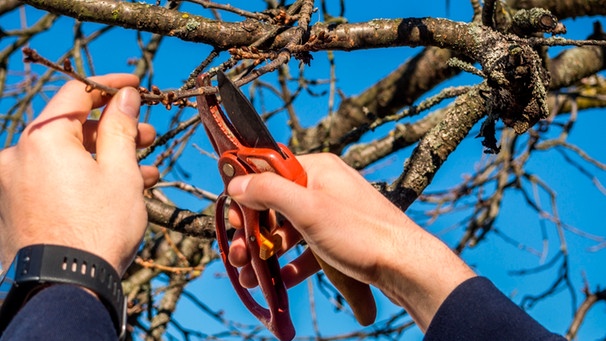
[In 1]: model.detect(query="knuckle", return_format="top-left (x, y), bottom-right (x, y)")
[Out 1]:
top-left (250, 172), bottom-right (278, 192)
top-left (316, 152), bottom-right (342, 165)
top-left (61, 79), bottom-right (89, 96)
top-left (104, 117), bottom-right (138, 141)
top-left (64, 79), bottom-right (84, 89)
top-left (0, 147), bottom-right (14, 174)
top-left (18, 127), bottom-right (54, 151)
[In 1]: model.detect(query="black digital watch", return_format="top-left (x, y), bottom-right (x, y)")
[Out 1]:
top-left (0, 244), bottom-right (126, 339)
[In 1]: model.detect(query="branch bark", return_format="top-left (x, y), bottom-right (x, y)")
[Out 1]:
top-left (566, 288), bottom-right (606, 339)
top-left (0, 0), bottom-right (20, 16)
top-left (507, 0), bottom-right (606, 19)
top-left (549, 22), bottom-right (606, 89)
top-left (144, 197), bottom-right (215, 239)
top-left (387, 83), bottom-right (489, 211)
top-left (342, 109), bottom-right (447, 170)
top-left (17, 0), bottom-right (545, 57)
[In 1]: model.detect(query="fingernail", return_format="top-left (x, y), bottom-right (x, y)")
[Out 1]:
top-left (117, 87), bottom-right (141, 119)
top-left (228, 176), bottom-right (251, 197)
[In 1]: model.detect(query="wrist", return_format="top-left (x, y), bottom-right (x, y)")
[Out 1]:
top-left (0, 244), bottom-right (127, 339)
top-left (7, 237), bottom-right (130, 277)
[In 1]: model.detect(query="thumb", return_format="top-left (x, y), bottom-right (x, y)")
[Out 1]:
top-left (227, 172), bottom-right (316, 228)
top-left (96, 87), bottom-right (141, 171)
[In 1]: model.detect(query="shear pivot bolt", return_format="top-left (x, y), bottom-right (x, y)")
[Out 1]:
top-left (222, 163), bottom-right (235, 177)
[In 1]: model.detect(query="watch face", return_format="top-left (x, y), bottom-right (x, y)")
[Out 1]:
top-left (0, 261), bottom-right (17, 307)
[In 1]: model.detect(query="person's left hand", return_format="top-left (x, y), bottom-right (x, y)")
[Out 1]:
top-left (0, 74), bottom-right (159, 275)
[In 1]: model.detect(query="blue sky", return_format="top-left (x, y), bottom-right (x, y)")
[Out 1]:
top-left (1, 1), bottom-right (605, 340)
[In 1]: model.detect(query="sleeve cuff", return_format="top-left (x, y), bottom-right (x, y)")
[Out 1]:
top-left (424, 276), bottom-right (565, 341)
top-left (1, 284), bottom-right (117, 341)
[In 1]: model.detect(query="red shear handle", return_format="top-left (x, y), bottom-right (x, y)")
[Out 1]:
top-left (215, 144), bottom-right (302, 341)
top-left (215, 196), bottom-right (295, 341)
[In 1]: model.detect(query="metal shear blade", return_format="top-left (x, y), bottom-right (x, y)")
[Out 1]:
top-left (217, 71), bottom-right (287, 159)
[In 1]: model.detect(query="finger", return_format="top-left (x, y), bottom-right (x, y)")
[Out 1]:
top-left (227, 173), bottom-right (317, 230)
top-left (95, 87), bottom-right (141, 173)
top-left (228, 208), bottom-right (303, 261)
top-left (273, 220), bottom-right (303, 256)
top-left (141, 165), bottom-right (160, 188)
top-left (281, 248), bottom-right (321, 289)
top-left (29, 74), bottom-right (139, 140)
top-left (233, 242), bottom-right (319, 290)
top-left (228, 205), bottom-right (244, 228)
top-left (228, 229), bottom-right (249, 267)
top-left (136, 123), bottom-right (156, 148)
top-left (83, 122), bottom-right (155, 153)
top-left (239, 263), bottom-right (259, 288)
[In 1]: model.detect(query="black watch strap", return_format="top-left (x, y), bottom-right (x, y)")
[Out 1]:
top-left (0, 244), bottom-right (126, 339)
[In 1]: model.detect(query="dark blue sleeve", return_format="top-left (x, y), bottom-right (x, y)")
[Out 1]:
top-left (424, 277), bottom-right (565, 341)
top-left (1, 284), bottom-right (117, 341)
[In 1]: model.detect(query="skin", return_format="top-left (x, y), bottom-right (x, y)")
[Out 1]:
top-left (227, 153), bottom-right (477, 331)
top-left (0, 74), bottom-right (159, 275)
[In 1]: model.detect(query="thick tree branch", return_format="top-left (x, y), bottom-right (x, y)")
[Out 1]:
top-left (16, 0), bottom-right (565, 57)
top-left (144, 197), bottom-right (215, 239)
top-left (550, 45), bottom-right (606, 89)
top-left (507, 0), bottom-right (606, 20)
top-left (21, 0), bottom-right (273, 48)
top-left (387, 83), bottom-right (489, 211)
top-left (0, 0), bottom-right (20, 16)
top-left (549, 22), bottom-right (606, 89)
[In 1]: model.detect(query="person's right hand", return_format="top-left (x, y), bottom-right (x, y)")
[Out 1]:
top-left (227, 153), bottom-right (411, 286)
top-left (227, 153), bottom-right (476, 331)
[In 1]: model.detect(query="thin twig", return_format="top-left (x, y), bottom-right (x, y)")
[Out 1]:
top-left (22, 47), bottom-right (211, 108)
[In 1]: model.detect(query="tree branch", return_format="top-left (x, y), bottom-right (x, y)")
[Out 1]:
top-left (21, 0), bottom-right (272, 48)
top-left (387, 83), bottom-right (489, 211)
top-left (144, 197), bottom-right (215, 239)
top-left (566, 287), bottom-right (606, 339)
top-left (0, 0), bottom-right (20, 16)
top-left (549, 22), bottom-right (606, 89)
top-left (507, 0), bottom-right (606, 20)
top-left (16, 0), bottom-right (566, 56)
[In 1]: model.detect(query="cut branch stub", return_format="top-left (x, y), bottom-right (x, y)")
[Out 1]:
top-left (512, 8), bottom-right (560, 36)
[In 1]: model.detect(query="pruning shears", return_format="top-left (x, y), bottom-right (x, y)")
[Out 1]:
top-left (195, 71), bottom-right (376, 341)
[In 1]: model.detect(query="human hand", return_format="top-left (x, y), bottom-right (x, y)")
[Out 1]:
top-left (227, 153), bottom-right (476, 330)
top-left (0, 74), bottom-right (159, 275)
top-left (227, 153), bottom-right (408, 287)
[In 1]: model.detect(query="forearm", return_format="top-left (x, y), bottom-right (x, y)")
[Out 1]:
top-left (372, 219), bottom-right (476, 331)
